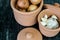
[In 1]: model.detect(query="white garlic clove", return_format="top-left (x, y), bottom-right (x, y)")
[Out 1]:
top-left (52, 24), bottom-right (59, 29)
top-left (41, 18), bottom-right (47, 22)
top-left (51, 15), bottom-right (58, 19)
top-left (44, 15), bottom-right (48, 19)
top-left (41, 21), bottom-right (47, 26)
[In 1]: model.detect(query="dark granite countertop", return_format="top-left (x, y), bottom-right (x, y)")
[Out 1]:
top-left (0, 0), bottom-right (60, 40)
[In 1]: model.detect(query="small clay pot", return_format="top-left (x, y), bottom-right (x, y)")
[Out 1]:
top-left (17, 28), bottom-right (42, 40)
top-left (10, 0), bottom-right (43, 26)
top-left (38, 9), bottom-right (60, 37)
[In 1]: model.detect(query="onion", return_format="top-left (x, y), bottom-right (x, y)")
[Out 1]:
top-left (28, 5), bottom-right (37, 11)
top-left (30, 0), bottom-right (41, 5)
top-left (17, 0), bottom-right (29, 9)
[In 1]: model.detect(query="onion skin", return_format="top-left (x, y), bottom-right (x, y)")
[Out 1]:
top-left (17, 0), bottom-right (29, 9)
top-left (28, 5), bottom-right (38, 11)
top-left (30, 0), bottom-right (41, 5)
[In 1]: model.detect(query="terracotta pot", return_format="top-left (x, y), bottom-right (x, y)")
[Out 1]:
top-left (17, 28), bottom-right (42, 40)
top-left (10, 0), bottom-right (43, 26)
top-left (38, 9), bottom-right (60, 37)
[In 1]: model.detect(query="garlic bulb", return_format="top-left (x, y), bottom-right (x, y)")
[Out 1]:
top-left (46, 18), bottom-right (59, 29)
top-left (51, 15), bottom-right (58, 19)
top-left (17, 0), bottom-right (29, 9)
top-left (30, 0), bottom-right (41, 5)
top-left (41, 15), bottom-right (59, 29)
top-left (41, 15), bottom-right (48, 22)
top-left (44, 15), bottom-right (48, 19)
top-left (28, 5), bottom-right (37, 11)
top-left (41, 21), bottom-right (47, 26)
top-left (41, 18), bottom-right (47, 22)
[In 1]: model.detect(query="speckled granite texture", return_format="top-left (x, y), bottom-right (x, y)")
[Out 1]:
top-left (0, 0), bottom-right (60, 40)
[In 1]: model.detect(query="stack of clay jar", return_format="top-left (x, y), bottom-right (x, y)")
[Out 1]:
top-left (11, 0), bottom-right (60, 40)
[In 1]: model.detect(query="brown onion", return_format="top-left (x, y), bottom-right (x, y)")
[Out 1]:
top-left (28, 5), bottom-right (37, 11)
top-left (17, 0), bottom-right (29, 9)
top-left (30, 0), bottom-right (41, 5)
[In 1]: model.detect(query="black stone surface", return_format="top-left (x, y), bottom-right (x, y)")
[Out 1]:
top-left (0, 0), bottom-right (60, 40)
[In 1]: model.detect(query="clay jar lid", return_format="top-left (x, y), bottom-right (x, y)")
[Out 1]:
top-left (17, 28), bottom-right (42, 40)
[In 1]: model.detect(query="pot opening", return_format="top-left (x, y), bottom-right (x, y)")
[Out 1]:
top-left (13, 0), bottom-right (42, 12)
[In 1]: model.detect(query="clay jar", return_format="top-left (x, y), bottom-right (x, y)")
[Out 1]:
top-left (17, 28), bottom-right (42, 40)
top-left (10, 0), bottom-right (43, 26)
top-left (38, 9), bottom-right (60, 37)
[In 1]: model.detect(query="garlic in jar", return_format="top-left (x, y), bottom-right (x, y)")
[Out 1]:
top-left (41, 15), bottom-right (48, 22)
top-left (46, 18), bottom-right (59, 29)
top-left (17, 0), bottom-right (29, 9)
top-left (28, 5), bottom-right (38, 11)
top-left (41, 15), bottom-right (59, 29)
top-left (41, 15), bottom-right (48, 26)
top-left (41, 21), bottom-right (47, 26)
top-left (51, 15), bottom-right (58, 19)
top-left (30, 0), bottom-right (41, 5)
